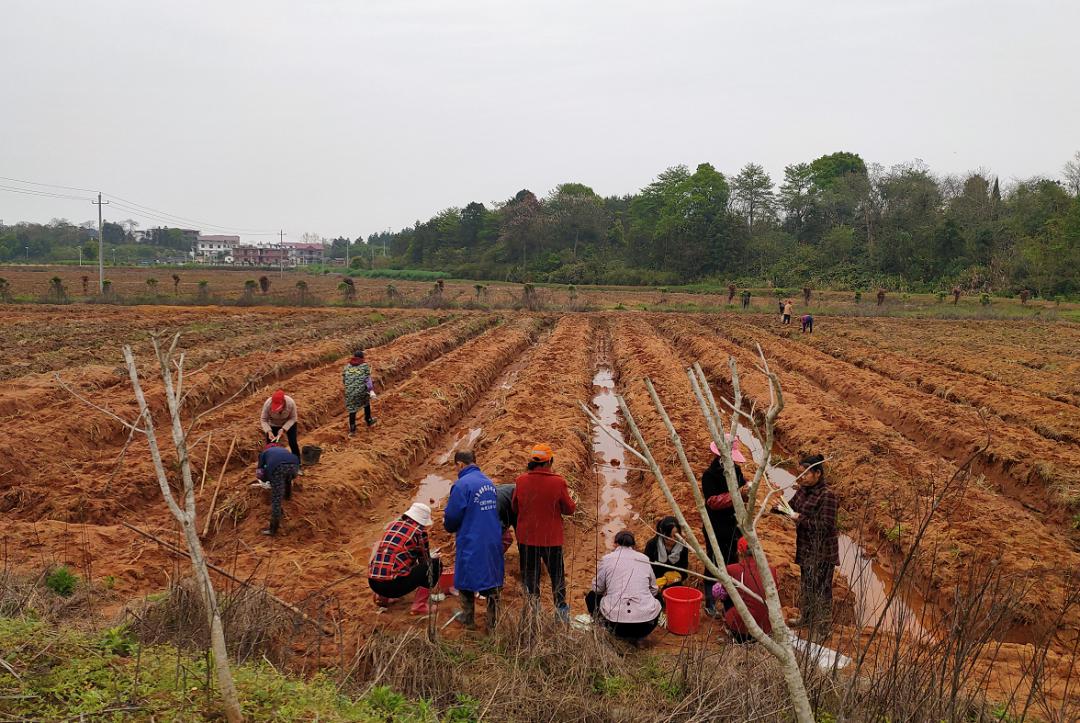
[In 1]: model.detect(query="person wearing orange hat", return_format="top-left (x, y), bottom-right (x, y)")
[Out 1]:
top-left (260, 389), bottom-right (301, 466)
top-left (701, 435), bottom-right (749, 616)
top-left (711, 536), bottom-right (777, 643)
top-left (511, 443), bottom-right (576, 621)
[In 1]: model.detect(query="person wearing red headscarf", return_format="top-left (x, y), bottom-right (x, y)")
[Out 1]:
top-left (260, 389), bottom-right (300, 462)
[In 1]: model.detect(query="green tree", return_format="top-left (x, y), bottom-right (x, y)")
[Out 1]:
top-left (731, 163), bottom-right (776, 236)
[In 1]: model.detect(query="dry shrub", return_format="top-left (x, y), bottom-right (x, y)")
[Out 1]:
top-left (0, 564), bottom-right (113, 622)
top-left (129, 577), bottom-right (293, 665)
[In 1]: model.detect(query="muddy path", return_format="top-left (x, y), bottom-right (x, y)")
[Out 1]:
top-left (710, 318), bottom-right (1080, 524)
top-left (655, 315), bottom-right (1080, 649)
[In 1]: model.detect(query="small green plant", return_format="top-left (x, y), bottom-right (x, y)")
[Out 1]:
top-left (102, 575), bottom-right (116, 590)
top-left (146, 277), bottom-right (158, 292)
top-left (980, 293), bottom-right (991, 306)
top-left (936, 291), bottom-right (946, 303)
top-left (45, 566), bottom-right (79, 597)
top-left (366, 686), bottom-right (408, 714)
top-left (853, 290), bottom-right (862, 304)
top-left (97, 624), bottom-right (136, 656)
top-left (446, 693), bottom-right (481, 721)
top-left (592, 674), bottom-right (630, 697)
top-left (885, 524), bottom-right (902, 543)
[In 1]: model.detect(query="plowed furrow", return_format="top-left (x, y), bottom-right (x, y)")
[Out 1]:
top-left (657, 315), bottom-right (1080, 645)
top-left (711, 319), bottom-right (1080, 519)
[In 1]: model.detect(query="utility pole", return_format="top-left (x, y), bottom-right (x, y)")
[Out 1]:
top-left (278, 229), bottom-right (285, 278)
top-left (345, 237), bottom-right (349, 269)
top-left (91, 193), bottom-right (109, 292)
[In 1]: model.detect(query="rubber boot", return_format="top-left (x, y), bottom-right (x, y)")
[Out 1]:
top-left (261, 515), bottom-right (279, 536)
top-left (409, 586), bottom-right (430, 616)
top-left (458, 593), bottom-right (476, 629)
top-left (485, 594), bottom-right (498, 631)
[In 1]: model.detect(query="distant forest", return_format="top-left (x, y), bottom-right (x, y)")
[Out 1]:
top-left (3, 151), bottom-right (1078, 295)
top-left (358, 151), bottom-right (1079, 296)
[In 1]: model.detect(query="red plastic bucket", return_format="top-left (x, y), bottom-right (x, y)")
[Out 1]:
top-left (437, 569), bottom-right (455, 592)
top-left (663, 585), bottom-right (703, 635)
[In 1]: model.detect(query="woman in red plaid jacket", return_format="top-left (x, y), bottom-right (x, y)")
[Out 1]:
top-left (368, 503), bottom-right (441, 615)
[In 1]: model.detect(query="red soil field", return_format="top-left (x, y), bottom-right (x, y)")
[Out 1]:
top-left (2, 304), bottom-right (1077, 712)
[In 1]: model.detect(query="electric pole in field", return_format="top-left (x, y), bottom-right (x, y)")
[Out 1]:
top-left (92, 193), bottom-right (110, 292)
top-left (278, 229), bottom-right (285, 278)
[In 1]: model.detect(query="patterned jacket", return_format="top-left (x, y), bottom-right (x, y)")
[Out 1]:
top-left (343, 362), bottom-right (372, 411)
top-left (369, 517), bottom-right (429, 580)
top-left (790, 482), bottom-right (839, 566)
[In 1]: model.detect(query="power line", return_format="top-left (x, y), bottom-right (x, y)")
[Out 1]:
top-left (0, 175), bottom-right (276, 235)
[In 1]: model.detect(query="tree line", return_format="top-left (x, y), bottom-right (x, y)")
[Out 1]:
top-left (360, 151), bottom-right (1080, 296)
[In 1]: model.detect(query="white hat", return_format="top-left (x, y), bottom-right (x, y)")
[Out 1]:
top-left (404, 502), bottom-right (433, 527)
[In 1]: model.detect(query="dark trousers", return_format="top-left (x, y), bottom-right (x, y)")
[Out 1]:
top-left (369, 558), bottom-right (442, 599)
top-left (585, 591), bottom-right (659, 640)
top-left (268, 463), bottom-right (298, 532)
top-left (460, 588), bottom-right (500, 627)
top-left (270, 425), bottom-right (300, 459)
top-left (801, 319), bottom-right (813, 333)
top-left (782, 314), bottom-right (791, 325)
top-left (799, 562), bottom-right (834, 623)
top-left (742, 298), bottom-right (750, 309)
top-left (518, 544), bottom-right (566, 610)
top-left (348, 404), bottom-right (373, 431)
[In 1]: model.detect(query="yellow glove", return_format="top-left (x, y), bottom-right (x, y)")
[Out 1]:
top-left (663, 571), bottom-right (682, 586)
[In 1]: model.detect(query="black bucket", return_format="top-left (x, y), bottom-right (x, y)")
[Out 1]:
top-left (301, 445), bottom-right (323, 465)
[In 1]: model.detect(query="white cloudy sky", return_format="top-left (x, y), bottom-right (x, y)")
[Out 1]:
top-left (2, 0), bottom-right (1078, 241)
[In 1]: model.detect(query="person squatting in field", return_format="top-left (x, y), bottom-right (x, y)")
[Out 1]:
top-left (443, 450), bottom-right (504, 630)
top-left (785, 454), bottom-right (838, 638)
top-left (700, 436), bottom-right (749, 616)
top-left (712, 536), bottom-right (777, 643)
top-left (261, 389), bottom-right (301, 469)
top-left (512, 442), bottom-right (577, 622)
top-left (644, 516), bottom-right (689, 593)
top-left (257, 440), bottom-right (299, 536)
top-left (368, 502), bottom-right (441, 614)
top-left (586, 530), bottom-right (662, 644)
top-left (342, 348), bottom-right (376, 435)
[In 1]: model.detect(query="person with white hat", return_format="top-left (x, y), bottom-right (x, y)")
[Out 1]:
top-left (700, 435), bottom-right (749, 616)
top-left (368, 502), bottom-right (441, 614)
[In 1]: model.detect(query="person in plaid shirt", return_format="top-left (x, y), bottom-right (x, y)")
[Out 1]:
top-left (787, 454), bottom-right (838, 637)
top-left (368, 502), bottom-right (441, 614)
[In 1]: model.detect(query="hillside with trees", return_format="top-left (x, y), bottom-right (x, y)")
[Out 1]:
top-left (362, 151), bottom-right (1079, 296)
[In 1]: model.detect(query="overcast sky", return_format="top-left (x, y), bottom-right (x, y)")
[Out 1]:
top-left (2, 0), bottom-right (1078, 241)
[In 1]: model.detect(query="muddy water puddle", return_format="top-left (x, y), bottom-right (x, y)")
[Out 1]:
top-left (734, 428), bottom-right (932, 639)
top-left (591, 367), bottom-right (634, 547)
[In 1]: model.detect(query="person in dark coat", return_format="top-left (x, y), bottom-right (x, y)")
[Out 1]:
top-left (443, 451), bottom-right (504, 630)
top-left (700, 436), bottom-right (748, 615)
top-left (643, 516), bottom-right (689, 591)
top-left (787, 453), bottom-right (838, 637)
top-left (495, 483), bottom-right (517, 553)
top-left (257, 441), bottom-right (299, 536)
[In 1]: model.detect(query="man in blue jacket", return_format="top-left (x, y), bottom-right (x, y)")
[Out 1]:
top-left (443, 450), bottom-right (504, 630)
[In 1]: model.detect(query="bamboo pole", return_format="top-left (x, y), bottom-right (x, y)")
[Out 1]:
top-left (121, 521), bottom-right (332, 636)
top-left (203, 435), bottom-right (237, 537)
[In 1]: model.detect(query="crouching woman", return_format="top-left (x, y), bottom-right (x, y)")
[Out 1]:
top-left (586, 531), bottom-right (662, 642)
top-left (368, 503), bottom-right (441, 615)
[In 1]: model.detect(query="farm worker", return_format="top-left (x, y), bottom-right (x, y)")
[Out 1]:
top-left (786, 454), bottom-right (838, 637)
top-left (512, 443), bottom-right (576, 621)
top-left (644, 516), bottom-right (688, 591)
top-left (585, 530), bottom-right (662, 643)
top-left (343, 348), bottom-right (376, 435)
top-left (701, 435), bottom-right (748, 616)
top-left (711, 537), bottom-right (777, 644)
top-left (495, 483), bottom-right (517, 553)
top-left (782, 300), bottom-right (793, 325)
top-left (443, 450), bottom-right (504, 630)
top-left (261, 389), bottom-right (301, 464)
top-left (727, 283), bottom-right (737, 304)
top-left (952, 286), bottom-right (961, 305)
top-left (368, 503), bottom-right (441, 614)
top-left (741, 290), bottom-right (751, 309)
top-left (257, 441), bottom-right (299, 536)
top-left (801, 314), bottom-right (814, 334)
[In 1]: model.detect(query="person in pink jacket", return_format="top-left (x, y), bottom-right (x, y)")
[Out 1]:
top-left (585, 530), bottom-right (662, 642)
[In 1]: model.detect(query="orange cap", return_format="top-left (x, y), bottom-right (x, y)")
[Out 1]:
top-left (527, 443), bottom-right (553, 462)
